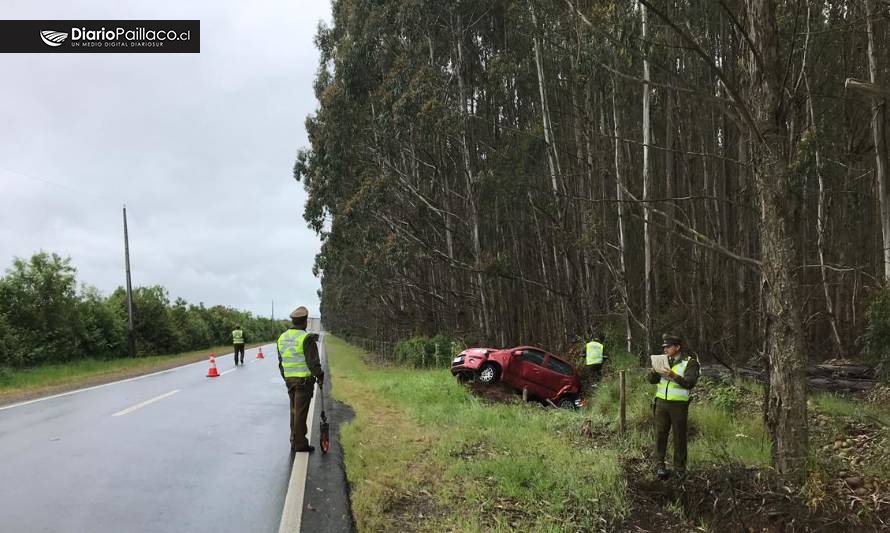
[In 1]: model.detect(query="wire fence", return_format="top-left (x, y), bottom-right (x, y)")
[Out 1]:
top-left (340, 334), bottom-right (396, 360)
top-left (339, 333), bottom-right (461, 368)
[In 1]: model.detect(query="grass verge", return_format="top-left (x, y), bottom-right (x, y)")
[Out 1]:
top-left (327, 334), bottom-right (627, 532)
top-left (329, 335), bottom-right (890, 531)
top-left (0, 342), bottom-right (270, 405)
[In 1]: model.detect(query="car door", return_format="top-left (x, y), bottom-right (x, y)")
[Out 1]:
top-left (513, 349), bottom-right (550, 398)
top-left (542, 354), bottom-right (576, 398)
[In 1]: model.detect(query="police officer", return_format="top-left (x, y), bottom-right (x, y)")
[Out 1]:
top-left (579, 334), bottom-right (605, 383)
top-left (277, 306), bottom-right (324, 454)
top-left (232, 324), bottom-right (246, 366)
top-left (648, 333), bottom-right (700, 481)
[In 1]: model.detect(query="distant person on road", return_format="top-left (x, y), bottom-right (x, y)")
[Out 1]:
top-left (579, 333), bottom-right (606, 385)
top-left (232, 325), bottom-right (246, 366)
top-left (277, 306), bottom-right (324, 455)
top-left (648, 333), bottom-right (700, 481)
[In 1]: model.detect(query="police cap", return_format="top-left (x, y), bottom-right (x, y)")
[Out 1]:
top-left (661, 333), bottom-right (682, 347)
top-left (290, 306), bottom-right (309, 319)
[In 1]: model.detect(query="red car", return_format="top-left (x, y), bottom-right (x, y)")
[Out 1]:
top-left (451, 346), bottom-right (581, 408)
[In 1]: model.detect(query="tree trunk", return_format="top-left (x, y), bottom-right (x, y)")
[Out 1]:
top-left (612, 80), bottom-right (633, 353)
top-left (530, 5), bottom-right (572, 293)
top-left (641, 3), bottom-right (654, 355)
top-left (531, 5), bottom-right (562, 197)
top-left (665, 90), bottom-right (675, 297)
top-left (455, 13), bottom-right (491, 339)
top-left (806, 78), bottom-right (844, 355)
top-left (865, 0), bottom-right (890, 283)
top-left (746, 0), bottom-right (808, 484)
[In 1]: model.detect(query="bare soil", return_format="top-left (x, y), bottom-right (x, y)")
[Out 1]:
top-left (617, 457), bottom-right (890, 532)
top-left (464, 381), bottom-right (524, 405)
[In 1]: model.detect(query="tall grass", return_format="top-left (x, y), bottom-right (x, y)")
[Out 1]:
top-left (813, 392), bottom-right (890, 425)
top-left (328, 335), bottom-right (888, 531)
top-left (326, 335), bottom-right (629, 531)
top-left (689, 404), bottom-right (771, 466)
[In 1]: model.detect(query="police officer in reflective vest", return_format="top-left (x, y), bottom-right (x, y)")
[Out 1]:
top-left (581, 335), bottom-right (605, 383)
top-left (232, 325), bottom-right (246, 366)
top-left (648, 333), bottom-right (700, 481)
top-left (277, 306), bottom-right (324, 454)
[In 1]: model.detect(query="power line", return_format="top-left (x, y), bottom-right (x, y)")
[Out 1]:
top-left (0, 165), bottom-right (121, 203)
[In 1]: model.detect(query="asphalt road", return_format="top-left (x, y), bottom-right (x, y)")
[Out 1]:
top-left (0, 344), bottom-right (293, 533)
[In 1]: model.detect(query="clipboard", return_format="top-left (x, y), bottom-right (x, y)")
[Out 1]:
top-left (650, 354), bottom-right (670, 373)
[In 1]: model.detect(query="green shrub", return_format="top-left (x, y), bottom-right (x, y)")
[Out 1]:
top-left (709, 378), bottom-right (745, 412)
top-left (77, 286), bottom-right (126, 359)
top-left (0, 252), bottom-right (280, 368)
top-left (393, 335), bottom-right (460, 368)
top-left (863, 287), bottom-right (890, 380)
top-left (0, 312), bottom-right (24, 368)
top-left (0, 252), bottom-right (82, 365)
top-left (394, 336), bottom-right (427, 366)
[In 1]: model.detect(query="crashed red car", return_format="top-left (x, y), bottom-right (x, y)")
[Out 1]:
top-left (451, 346), bottom-right (581, 408)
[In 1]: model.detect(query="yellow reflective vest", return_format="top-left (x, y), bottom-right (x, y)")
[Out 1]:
top-left (585, 341), bottom-right (604, 365)
top-left (277, 329), bottom-right (311, 378)
top-left (655, 358), bottom-right (690, 402)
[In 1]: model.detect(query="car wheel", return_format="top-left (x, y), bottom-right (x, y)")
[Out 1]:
top-left (557, 397), bottom-right (577, 410)
top-left (477, 363), bottom-right (500, 385)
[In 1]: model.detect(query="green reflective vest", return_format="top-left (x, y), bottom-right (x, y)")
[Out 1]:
top-left (655, 358), bottom-right (690, 402)
top-left (585, 341), bottom-right (604, 365)
top-left (277, 329), bottom-right (311, 377)
top-left (232, 329), bottom-right (244, 344)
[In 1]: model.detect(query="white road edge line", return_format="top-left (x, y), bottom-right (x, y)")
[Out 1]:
top-left (279, 391), bottom-right (316, 533)
top-left (0, 343), bottom-right (274, 412)
top-left (112, 390), bottom-right (180, 417)
top-left (220, 368), bottom-right (237, 376)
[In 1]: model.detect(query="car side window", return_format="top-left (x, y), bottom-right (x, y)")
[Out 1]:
top-left (520, 350), bottom-right (545, 366)
top-left (545, 356), bottom-right (573, 376)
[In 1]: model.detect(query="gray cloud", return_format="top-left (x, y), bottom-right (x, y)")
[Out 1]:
top-left (0, 0), bottom-right (329, 318)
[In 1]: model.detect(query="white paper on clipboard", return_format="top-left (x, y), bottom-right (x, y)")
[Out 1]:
top-left (650, 354), bottom-right (670, 373)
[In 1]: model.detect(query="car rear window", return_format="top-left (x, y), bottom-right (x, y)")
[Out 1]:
top-left (546, 356), bottom-right (574, 376)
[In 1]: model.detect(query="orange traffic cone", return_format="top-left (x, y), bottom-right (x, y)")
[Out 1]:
top-left (206, 353), bottom-right (220, 377)
top-left (256, 347), bottom-right (265, 360)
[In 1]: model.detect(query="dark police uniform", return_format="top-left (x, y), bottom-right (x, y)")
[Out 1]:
top-left (579, 338), bottom-right (605, 384)
top-left (648, 334), bottom-right (700, 479)
top-left (277, 306), bottom-right (324, 454)
top-left (232, 328), bottom-right (246, 365)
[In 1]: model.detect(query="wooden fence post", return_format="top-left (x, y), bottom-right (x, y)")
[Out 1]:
top-left (619, 370), bottom-right (627, 435)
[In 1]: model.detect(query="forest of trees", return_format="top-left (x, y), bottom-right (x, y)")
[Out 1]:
top-left (296, 0), bottom-right (890, 359)
top-left (295, 1), bottom-right (890, 481)
top-left (0, 252), bottom-right (282, 369)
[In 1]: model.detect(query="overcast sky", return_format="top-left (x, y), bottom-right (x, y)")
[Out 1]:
top-left (0, 1), bottom-right (331, 318)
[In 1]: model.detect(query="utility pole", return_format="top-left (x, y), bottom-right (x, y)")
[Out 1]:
top-left (272, 299), bottom-right (274, 321)
top-left (123, 205), bottom-right (135, 357)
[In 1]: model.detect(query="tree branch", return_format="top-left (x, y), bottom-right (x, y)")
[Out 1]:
top-left (636, 0), bottom-right (765, 145)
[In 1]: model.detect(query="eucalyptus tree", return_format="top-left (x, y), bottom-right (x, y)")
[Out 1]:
top-left (296, 0), bottom-right (885, 453)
